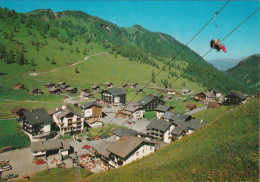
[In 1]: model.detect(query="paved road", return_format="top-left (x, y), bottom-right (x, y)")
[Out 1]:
top-left (0, 148), bottom-right (73, 180)
top-left (185, 106), bottom-right (208, 115)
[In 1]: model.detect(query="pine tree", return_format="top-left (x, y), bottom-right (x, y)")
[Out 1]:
top-left (51, 58), bottom-right (56, 65)
top-left (16, 52), bottom-right (25, 66)
top-left (5, 49), bottom-right (14, 64)
top-left (75, 67), bottom-right (79, 73)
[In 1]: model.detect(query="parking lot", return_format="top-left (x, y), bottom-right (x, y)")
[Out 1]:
top-left (0, 148), bottom-right (73, 180)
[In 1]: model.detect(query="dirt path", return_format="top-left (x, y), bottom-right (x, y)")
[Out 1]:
top-left (1, 100), bottom-right (63, 104)
top-left (29, 52), bottom-right (108, 76)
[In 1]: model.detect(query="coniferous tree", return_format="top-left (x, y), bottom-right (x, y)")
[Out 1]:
top-left (75, 67), bottom-right (79, 73)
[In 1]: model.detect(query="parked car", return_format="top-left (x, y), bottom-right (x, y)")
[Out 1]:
top-left (86, 138), bottom-right (91, 141)
top-left (35, 159), bottom-right (46, 165)
top-left (0, 159), bottom-right (9, 163)
top-left (0, 165), bottom-right (12, 172)
top-left (76, 139), bottom-right (82, 142)
top-left (4, 174), bottom-right (18, 180)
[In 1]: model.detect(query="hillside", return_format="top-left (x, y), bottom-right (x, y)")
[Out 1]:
top-left (85, 98), bottom-right (259, 182)
top-left (0, 7), bottom-right (254, 99)
top-left (226, 55), bottom-right (260, 90)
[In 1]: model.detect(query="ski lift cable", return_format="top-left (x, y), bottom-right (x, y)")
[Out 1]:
top-left (151, 7), bottom-right (260, 101)
top-left (102, 0), bottom-right (231, 127)
top-left (106, 7), bottom-right (259, 133)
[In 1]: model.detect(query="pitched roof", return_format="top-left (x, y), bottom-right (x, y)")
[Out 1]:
top-left (105, 88), bottom-right (126, 96)
top-left (57, 82), bottom-right (66, 85)
top-left (107, 135), bottom-right (154, 159)
top-left (212, 89), bottom-right (221, 93)
top-left (130, 83), bottom-right (138, 86)
top-left (230, 90), bottom-right (247, 100)
top-left (155, 105), bottom-right (172, 112)
top-left (60, 140), bottom-right (71, 151)
top-left (181, 89), bottom-right (191, 93)
top-left (208, 101), bottom-right (218, 108)
top-left (87, 118), bottom-right (102, 124)
top-left (22, 108), bottom-right (52, 124)
top-left (92, 85), bottom-right (100, 89)
top-left (31, 139), bottom-right (62, 152)
top-left (48, 87), bottom-right (61, 92)
top-left (203, 92), bottom-right (216, 98)
top-left (113, 127), bottom-right (138, 137)
top-left (48, 106), bottom-right (65, 115)
top-left (123, 101), bottom-right (141, 112)
top-left (56, 108), bottom-right (83, 120)
top-left (171, 125), bottom-right (188, 136)
top-left (82, 101), bottom-right (102, 109)
top-left (104, 82), bottom-right (113, 85)
top-left (94, 141), bottom-right (114, 158)
top-left (65, 87), bottom-right (76, 91)
top-left (186, 103), bottom-right (196, 107)
top-left (146, 119), bottom-right (172, 132)
top-left (162, 111), bottom-right (190, 121)
top-left (138, 96), bottom-right (155, 106)
top-left (186, 119), bottom-right (207, 130)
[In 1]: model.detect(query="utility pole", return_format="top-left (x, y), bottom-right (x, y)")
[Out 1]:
top-left (74, 154), bottom-right (81, 181)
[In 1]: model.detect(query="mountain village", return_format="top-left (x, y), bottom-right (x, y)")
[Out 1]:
top-left (0, 80), bottom-right (249, 179)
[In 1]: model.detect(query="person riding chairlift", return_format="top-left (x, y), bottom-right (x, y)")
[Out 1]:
top-left (210, 38), bottom-right (227, 52)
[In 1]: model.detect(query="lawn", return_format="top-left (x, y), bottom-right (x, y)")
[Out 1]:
top-left (192, 105), bottom-right (230, 123)
top-left (14, 167), bottom-right (92, 182)
top-left (143, 111), bottom-right (156, 120)
top-left (86, 124), bottom-right (121, 137)
top-left (0, 120), bottom-right (30, 149)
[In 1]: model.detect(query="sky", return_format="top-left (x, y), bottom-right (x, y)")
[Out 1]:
top-left (0, 0), bottom-right (259, 60)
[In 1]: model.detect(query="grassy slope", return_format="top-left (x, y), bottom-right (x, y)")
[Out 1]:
top-left (85, 99), bottom-right (259, 182)
top-left (0, 120), bottom-right (30, 149)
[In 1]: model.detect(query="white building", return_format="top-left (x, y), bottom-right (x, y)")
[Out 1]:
top-left (155, 105), bottom-right (174, 119)
top-left (52, 106), bottom-right (85, 136)
top-left (146, 120), bottom-right (174, 143)
top-left (95, 136), bottom-right (155, 168)
top-left (118, 101), bottom-right (144, 119)
top-left (31, 139), bottom-right (70, 159)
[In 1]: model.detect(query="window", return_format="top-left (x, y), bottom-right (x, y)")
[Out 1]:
top-left (150, 147), bottom-right (153, 151)
top-left (143, 149), bottom-right (145, 154)
top-left (136, 151), bottom-right (139, 156)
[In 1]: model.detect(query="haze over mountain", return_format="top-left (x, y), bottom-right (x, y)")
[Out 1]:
top-left (206, 57), bottom-right (245, 71)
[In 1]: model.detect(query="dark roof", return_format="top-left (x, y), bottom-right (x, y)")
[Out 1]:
top-left (56, 108), bottom-right (83, 120)
top-left (95, 141), bottom-right (114, 158)
top-left (146, 119), bottom-right (172, 132)
top-left (171, 125), bottom-right (188, 136)
top-left (230, 90), bottom-right (247, 100)
top-left (105, 88), bottom-right (126, 96)
top-left (186, 119), bottom-right (207, 130)
top-left (107, 136), bottom-right (154, 159)
top-left (130, 83), bottom-right (138, 86)
top-left (162, 111), bottom-right (190, 121)
top-left (138, 96), bottom-right (155, 106)
top-left (155, 105), bottom-right (172, 112)
top-left (31, 139), bottom-right (62, 152)
top-left (22, 108), bottom-right (52, 124)
top-left (123, 101), bottom-right (141, 112)
top-left (31, 88), bottom-right (42, 92)
top-left (113, 127), bottom-right (138, 137)
top-left (82, 101), bottom-right (102, 109)
top-left (81, 88), bottom-right (89, 91)
top-left (60, 140), bottom-right (71, 151)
